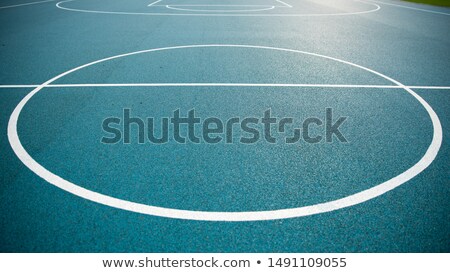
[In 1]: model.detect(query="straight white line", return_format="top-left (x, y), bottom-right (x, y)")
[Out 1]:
top-left (275, 0), bottom-right (292, 8)
top-left (407, 86), bottom-right (450, 90)
top-left (148, 0), bottom-right (163, 7)
top-left (1, 83), bottom-right (450, 89)
top-left (0, 0), bottom-right (55, 9)
top-left (367, 0), bottom-right (450, 16)
top-left (152, 5), bottom-right (285, 7)
top-left (0, 85), bottom-right (39, 88)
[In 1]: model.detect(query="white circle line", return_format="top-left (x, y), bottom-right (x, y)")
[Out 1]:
top-left (165, 5), bottom-right (275, 13)
top-left (56, 0), bottom-right (381, 17)
top-left (366, 0), bottom-right (450, 16)
top-left (0, 0), bottom-right (55, 10)
top-left (7, 44), bottom-right (443, 221)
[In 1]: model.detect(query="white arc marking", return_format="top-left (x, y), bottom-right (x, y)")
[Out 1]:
top-left (56, 0), bottom-right (380, 17)
top-left (0, 0), bottom-right (54, 9)
top-left (148, 0), bottom-right (163, 7)
top-left (7, 45), bottom-right (442, 221)
top-left (367, 0), bottom-right (450, 16)
top-left (275, 0), bottom-right (292, 8)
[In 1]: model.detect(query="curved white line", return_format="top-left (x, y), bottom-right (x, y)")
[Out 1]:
top-left (165, 5), bottom-right (275, 13)
top-left (367, 0), bottom-right (450, 16)
top-left (275, 0), bottom-right (292, 8)
top-left (0, 0), bottom-right (55, 10)
top-left (148, 0), bottom-right (162, 7)
top-left (7, 44), bottom-right (442, 221)
top-left (56, 0), bottom-right (381, 17)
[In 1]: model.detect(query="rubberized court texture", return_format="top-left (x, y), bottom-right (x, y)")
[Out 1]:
top-left (0, 0), bottom-right (449, 252)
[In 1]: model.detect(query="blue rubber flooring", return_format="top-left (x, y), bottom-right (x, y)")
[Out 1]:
top-left (0, 0), bottom-right (449, 252)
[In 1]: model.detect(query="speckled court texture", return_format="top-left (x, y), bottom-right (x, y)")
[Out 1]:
top-left (0, 0), bottom-right (449, 252)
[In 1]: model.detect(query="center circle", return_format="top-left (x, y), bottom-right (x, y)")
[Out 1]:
top-left (56, 0), bottom-right (381, 17)
top-left (7, 45), bottom-right (442, 221)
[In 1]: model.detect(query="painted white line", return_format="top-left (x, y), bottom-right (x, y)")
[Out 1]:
top-left (367, 0), bottom-right (450, 16)
top-left (275, 0), bottom-right (292, 8)
top-left (153, 5), bottom-right (282, 7)
top-left (7, 45), bottom-right (443, 221)
top-left (56, 0), bottom-right (381, 17)
top-left (165, 5), bottom-right (275, 12)
top-left (148, 0), bottom-right (162, 7)
top-left (0, 85), bottom-right (40, 88)
top-left (0, 0), bottom-right (55, 9)
top-left (409, 86), bottom-right (450, 90)
top-left (1, 84), bottom-right (450, 89)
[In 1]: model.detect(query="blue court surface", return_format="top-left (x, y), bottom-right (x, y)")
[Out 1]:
top-left (0, 0), bottom-right (449, 252)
